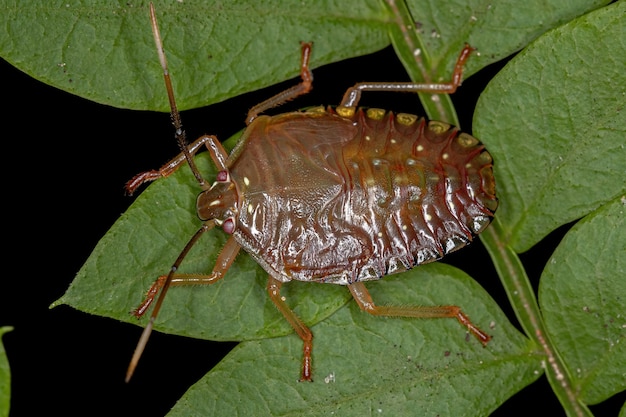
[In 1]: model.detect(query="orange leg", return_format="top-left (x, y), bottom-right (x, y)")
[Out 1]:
top-left (125, 134), bottom-right (229, 195)
top-left (245, 42), bottom-right (314, 124)
top-left (126, 234), bottom-right (241, 382)
top-left (339, 43), bottom-right (475, 108)
top-left (348, 282), bottom-right (491, 345)
top-left (267, 276), bottom-right (314, 381)
top-left (132, 235), bottom-right (241, 318)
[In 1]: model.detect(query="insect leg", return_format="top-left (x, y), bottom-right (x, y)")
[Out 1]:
top-left (132, 234), bottom-right (241, 318)
top-left (245, 42), bottom-right (314, 124)
top-left (126, 233), bottom-right (241, 382)
top-left (339, 43), bottom-right (474, 108)
top-left (267, 276), bottom-right (314, 382)
top-left (348, 282), bottom-right (491, 345)
top-left (125, 134), bottom-right (229, 195)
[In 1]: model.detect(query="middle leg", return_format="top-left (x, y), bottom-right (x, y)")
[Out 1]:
top-left (267, 276), bottom-right (314, 381)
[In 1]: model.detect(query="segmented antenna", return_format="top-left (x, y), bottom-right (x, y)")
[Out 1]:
top-left (148, 2), bottom-right (206, 188)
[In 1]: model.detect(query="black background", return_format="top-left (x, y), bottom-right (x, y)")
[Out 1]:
top-left (1, 44), bottom-right (624, 416)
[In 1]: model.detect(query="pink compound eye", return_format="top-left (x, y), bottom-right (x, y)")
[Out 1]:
top-left (216, 170), bottom-right (229, 182)
top-left (222, 218), bottom-right (235, 234)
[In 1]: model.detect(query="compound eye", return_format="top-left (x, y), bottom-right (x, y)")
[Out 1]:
top-left (222, 217), bottom-right (236, 234)
top-left (216, 170), bottom-right (230, 182)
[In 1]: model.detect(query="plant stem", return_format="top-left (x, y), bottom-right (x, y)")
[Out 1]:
top-left (481, 218), bottom-right (592, 417)
top-left (382, 0), bottom-right (460, 126)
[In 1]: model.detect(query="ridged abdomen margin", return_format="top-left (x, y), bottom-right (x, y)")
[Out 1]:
top-left (343, 109), bottom-right (493, 280)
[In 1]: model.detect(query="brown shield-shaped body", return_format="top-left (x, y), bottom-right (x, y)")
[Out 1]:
top-left (126, 17), bottom-right (496, 382)
top-left (226, 107), bottom-right (498, 286)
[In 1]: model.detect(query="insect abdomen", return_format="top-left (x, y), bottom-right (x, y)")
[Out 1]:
top-left (231, 108), bottom-right (497, 285)
top-left (343, 108), bottom-right (497, 280)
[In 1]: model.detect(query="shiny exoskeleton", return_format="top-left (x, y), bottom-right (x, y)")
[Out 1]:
top-left (222, 107), bottom-right (497, 286)
top-left (125, 4), bottom-right (497, 383)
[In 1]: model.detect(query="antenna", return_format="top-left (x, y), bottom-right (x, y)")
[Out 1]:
top-left (148, 2), bottom-right (206, 188)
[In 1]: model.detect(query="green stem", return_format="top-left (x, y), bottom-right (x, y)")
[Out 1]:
top-left (382, 0), bottom-right (460, 126)
top-left (0, 326), bottom-right (13, 417)
top-left (481, 218), bottom-right (591, 417)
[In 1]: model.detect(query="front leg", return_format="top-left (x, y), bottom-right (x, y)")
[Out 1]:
top-left (125, 134), bottom-right (229, 195)
top-left (126, 233), bottom-right (241, 382)
top-left (132, 234), bottom-right (241, 318)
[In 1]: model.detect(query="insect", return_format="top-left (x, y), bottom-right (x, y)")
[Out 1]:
top-left (125, 3), bottom-right (498, 382)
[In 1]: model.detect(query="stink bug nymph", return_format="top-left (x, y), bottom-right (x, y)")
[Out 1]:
top-left (125, 3), bottom-right (497, 382)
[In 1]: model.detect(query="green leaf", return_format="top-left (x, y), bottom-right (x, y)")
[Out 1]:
top-left (4, 0), bottom-right (617, 415)
top-left (0, 0), bottom-right (389, 111)
top-left (0, 326), bottom-right (12, 417)
top-left (474, 1), bottom-right (626, 252)
top-left (404, 0), bottom-right (609, 76)
top-left (475, 3), bottom-right (626, 415)
top-left (167, 268), bottom-right (537, 417)
top-left (0, 0), bottom-right (605, 113)
top-left (540, 196), bottom-right (626, 405)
